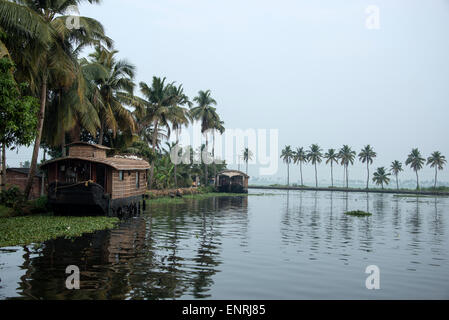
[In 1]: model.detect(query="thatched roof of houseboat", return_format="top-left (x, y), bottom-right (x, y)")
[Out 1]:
top-left (40, 156), bottom-right (150, 171)
top-left (216, 170), bottom-right (249, 178)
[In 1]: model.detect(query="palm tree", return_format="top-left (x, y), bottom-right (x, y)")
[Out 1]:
top-left (307, 144), bottom-right (322, 188)
top-left (324, 148), bottom-right (338, 187)
top-left (0, 0), bottom-right (110, 199)
top-left (167, 84), bottom-right (192, 188)
top-left (405, 148), bottom-right (425, 190)
top-left (242, 148), bottom-right (253, 175)
top-left (191, 90), bottom-right (218, 185)
top-left (280, 146), bottom-right (294, 186)
top-left (372, 167), bottom-right (391, 189)
top-left (427, 151), bottom-right (446, 189)
top-left (293, 147), bottom-right (307, 186)
top-left (390, 160), bottom-right (403, 190)
top-left (137, 77), bottom-right (175, 189)
top-left (338, 145), bottom-right (356, 188)
top-left (211, 117), bottom-right (225, 180)
top-left (89, 47), bottom-right (136, 145)
top-left (358, 145), bottom-right (377, 189)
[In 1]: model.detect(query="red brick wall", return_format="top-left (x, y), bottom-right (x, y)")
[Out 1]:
top-left (111, 170), bottom-right (147, 199)
top-left (6, 171), bottom-right (43, 199)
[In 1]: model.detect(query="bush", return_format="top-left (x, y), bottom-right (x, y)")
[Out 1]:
top-left (0, 186), bottom-right (25, 208)
top-left (29, 196), bottom-right (49, 214)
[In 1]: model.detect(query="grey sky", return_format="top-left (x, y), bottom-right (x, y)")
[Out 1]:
top-left (8, 0), bottom-right (449, 185)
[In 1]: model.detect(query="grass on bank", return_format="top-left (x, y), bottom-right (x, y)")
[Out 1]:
top-left (0, 215), bottom-right (119, 248)
top-left (147, 192), bottom-right (250, 205)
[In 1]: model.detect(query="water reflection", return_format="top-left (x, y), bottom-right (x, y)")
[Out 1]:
top-left (1, 191), bottom-right (448, 300)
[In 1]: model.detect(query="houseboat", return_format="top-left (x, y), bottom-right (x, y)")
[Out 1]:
top-left (215, 170), bottom-right (249, 193)
top-left (40, 142), bottom-right (150, 217)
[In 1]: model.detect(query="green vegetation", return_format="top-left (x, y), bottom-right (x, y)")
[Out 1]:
top-left (344, 210), bottom-right (372, 217)
top-left (282, 144), bottom-right (446, 191)
top-left (0, 204), bottom-right (13, 217)
top-left (0, 1), bottom-right (228, 199)
top-left (280, 146), bottom-right (294, 186)
top-left (0, 57), bottom-right (39, 192)
top-left (372, 167), bottom-right (391, 189)
top-left (0, 216), bottom-right (119, 248)
top-left (148, 192), bottom-right (249, 205)
top-left (359, 145), bottom-right (377, 189)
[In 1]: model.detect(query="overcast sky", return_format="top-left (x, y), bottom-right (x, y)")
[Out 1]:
top-left (8, 0), bottom-right (449, 185)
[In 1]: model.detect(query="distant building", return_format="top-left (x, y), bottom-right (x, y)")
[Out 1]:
top-left (3, 168), bottom-right (44, 199)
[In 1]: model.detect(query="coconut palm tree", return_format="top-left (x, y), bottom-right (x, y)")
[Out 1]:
top-left (358, 145), bottom-right (377, 189)
top-left (281, 145), bottom-right (294, 186)
top-left (165, 84), bottom-right (192, 188)
top-left (211, 117), bottom-right (225, 180)
top-left (390, 160), bottom-right (403, 190)
top-left (0, 0), bottom-right (111, 199)
top-left (338, 145), bottom-right (356, 188)
top-left (307, 144), bottom-right (322, 188)
top-left (372, 167), bottom-right (391, 189)
top-left (324, 148), bottom-right (338, 187)
top-left (427, 151), bottom-right (446, 189)
top-left (405, 148), bottom-right (425, 190)
top-left (88, 47), bottom-right (136, 145)
top-left (191, 90), bottom-right (218, 185)
top-left (136, 77), bottom-right (175, 189)
top-left (293, 147), bottom-right (307, 186)
top-left (242, 148), bottom-right (253, 175)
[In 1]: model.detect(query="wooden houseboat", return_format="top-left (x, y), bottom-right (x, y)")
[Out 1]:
top-left (215, 170), bottom-right (249, 193)
top-left (40, 142), bottom-right (150, 217)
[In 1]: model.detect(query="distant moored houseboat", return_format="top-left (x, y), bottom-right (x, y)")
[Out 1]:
top-left (40, 142), bottom-right (150, 217)
top-left (215, 170), bottom-right (249, 193)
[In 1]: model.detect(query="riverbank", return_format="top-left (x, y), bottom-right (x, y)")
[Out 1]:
top-left (249, 185), bottom-right (449, 196)
top-left (0, 215), bottom-right (119, 248)
top-left (147, 188), bottom-right (249, 205)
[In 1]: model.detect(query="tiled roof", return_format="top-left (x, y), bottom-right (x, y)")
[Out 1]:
top-left (6, 168), bottom-right (43, 177)
top-left (64, 141), bottom-right (112, 150)
top-left (41, 156), bottom-right (150, 171)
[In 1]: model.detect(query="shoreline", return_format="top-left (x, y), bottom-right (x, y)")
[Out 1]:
top-left (248, 185), bottom-right (449, 196)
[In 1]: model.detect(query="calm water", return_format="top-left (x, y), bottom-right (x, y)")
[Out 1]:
top-left (0, 190), bottom-right (448, 300)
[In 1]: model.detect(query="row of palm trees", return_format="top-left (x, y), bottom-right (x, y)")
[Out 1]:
top-left (0, 0), bottom-right (225, 197)
top-left (281, 145), bottom-right (447, 190)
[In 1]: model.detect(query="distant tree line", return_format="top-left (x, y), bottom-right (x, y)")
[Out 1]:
top-left (281, 145), bottom-right (446, 190)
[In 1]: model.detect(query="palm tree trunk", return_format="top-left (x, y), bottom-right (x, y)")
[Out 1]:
top-left (315, 162), bottom-right (318, 187)
top-left (287, 163), bottom-right (290, 186)
top-left (434, 167), bottom-right (438, 189)
top-left (174, 129), bottom-right (179, 188)
top-left (149, 120), bottom-right (159, 190)
top-left (212, 131), bottom-right (216, 181)
top-left (25, 73), bottom-right (47, 200)
top-left (98, 118), bottom-right (105, 145)
top-left (330, 162), bottom-right (334, 187)
top-left (366, 162), bottom-right (369, 189)
top-left (246, 160), bottom-right (248, 175)
top-left (415, 170), bottom-right (419, 190)
top-left (300, 161), bottom-right (303, 186)
top-left (1, 143), bottom-right (6, 192)
top-left (346, 164), bottom-right (349, 188)
top-left (396, 174), bottom-right (399, 190)
top-left (205, 135), bottom-right (208, 185)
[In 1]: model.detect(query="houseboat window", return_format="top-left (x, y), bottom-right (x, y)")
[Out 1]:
top-left (136, 172), bottom-right (140, 188)
top-left (119, 171), bottom-right (124, 181)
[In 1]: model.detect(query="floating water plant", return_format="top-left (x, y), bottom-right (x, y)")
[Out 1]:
top-left (344, 210), bottom-right (372, 217)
